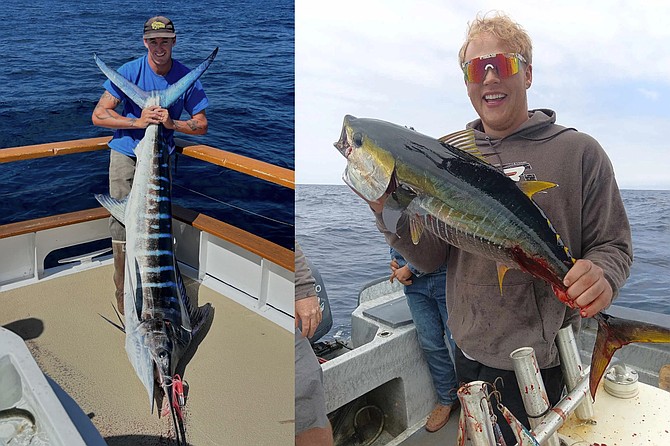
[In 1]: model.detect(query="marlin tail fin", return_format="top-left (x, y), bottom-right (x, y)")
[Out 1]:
top-left (93, 47), bottom-right (219, 110)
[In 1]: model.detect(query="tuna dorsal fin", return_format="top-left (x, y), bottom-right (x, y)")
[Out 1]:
top-left (438, 129), bottom-right (487, 161)
top-left (517, 180), bottom-right (558, 199)
top-left (409, 216), bottom-right (424, 244)
top-left (497, 263), bottom-right (510, 294)
top-left (159, 47), bottom-right (219, 109)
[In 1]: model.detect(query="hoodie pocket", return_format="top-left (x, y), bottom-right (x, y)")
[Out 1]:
top-left (450, 280), bottom-right (550, 364)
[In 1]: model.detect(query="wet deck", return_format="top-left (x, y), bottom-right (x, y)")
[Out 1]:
top-left (0, 264), bottom-right (293, 445)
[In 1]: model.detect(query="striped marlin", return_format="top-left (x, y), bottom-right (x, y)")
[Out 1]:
top-left (94, 48), bottom-right (217, 443)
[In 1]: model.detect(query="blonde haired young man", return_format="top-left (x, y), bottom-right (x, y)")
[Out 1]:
top-left (370, 11), bottom-right (632, 444)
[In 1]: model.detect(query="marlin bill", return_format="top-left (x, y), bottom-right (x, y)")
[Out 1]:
top-left (94, 48), bottom-right (217, 444)
top-left (334, 114), bottom-right (670, 399)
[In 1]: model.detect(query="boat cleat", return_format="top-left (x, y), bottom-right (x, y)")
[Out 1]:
top-left (604, 363), bottom-right (639, 399)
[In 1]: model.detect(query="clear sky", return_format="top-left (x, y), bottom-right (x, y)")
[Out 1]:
top-left (296, 0), bottom-right (670, 190)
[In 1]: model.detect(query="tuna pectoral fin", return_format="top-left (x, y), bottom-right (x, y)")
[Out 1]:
top-left (95, 193), bottom-right (128, 225)
top-left (590, 312), bottom-right (670, 399)
top-left (381, 186), bottom-right (415, 233)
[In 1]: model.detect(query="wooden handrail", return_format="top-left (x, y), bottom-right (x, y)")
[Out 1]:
top-left (0, 136), bottom-right (294, 189)
top-left (0, 137), bottom-right (112, 162)
top-left (0, 208), bottom-right (110, 239)
top-left (176, 139), bottom-right (294, 190)
top-left (0, 206), bottom-right (294, 272)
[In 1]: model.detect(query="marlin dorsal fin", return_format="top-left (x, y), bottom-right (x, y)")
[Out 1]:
top-left (438, 129), bottom-right (486, 161)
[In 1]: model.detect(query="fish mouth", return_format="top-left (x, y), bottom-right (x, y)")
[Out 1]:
top-left (334, 128), bottom-right (353, 158)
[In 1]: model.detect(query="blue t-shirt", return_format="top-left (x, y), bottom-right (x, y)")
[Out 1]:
top-left (103, 55), bottom-right (208, 157)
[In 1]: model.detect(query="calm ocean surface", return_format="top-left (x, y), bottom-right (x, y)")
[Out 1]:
top-left (0, 0), bottom-right (294, 249)
top-left (296, 184), bottom-right (670, 340)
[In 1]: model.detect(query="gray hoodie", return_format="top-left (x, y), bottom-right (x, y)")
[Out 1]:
top-left (375, 109), bottom-right (633, 370)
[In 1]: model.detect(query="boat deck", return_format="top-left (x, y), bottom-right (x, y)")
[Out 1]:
top-left (0, 263), bottom-right (293, 445)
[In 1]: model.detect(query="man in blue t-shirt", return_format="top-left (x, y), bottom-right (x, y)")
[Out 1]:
top-left (91, 15), bottom-right (209, 315)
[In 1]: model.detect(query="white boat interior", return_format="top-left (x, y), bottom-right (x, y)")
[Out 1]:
top-left (320, 278), bottom-right (670, 446)
top-left (0, 137), bottom-right (295, 445)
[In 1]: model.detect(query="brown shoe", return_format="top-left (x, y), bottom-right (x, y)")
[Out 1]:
top-left (425, 402), bottom-right (457, 432)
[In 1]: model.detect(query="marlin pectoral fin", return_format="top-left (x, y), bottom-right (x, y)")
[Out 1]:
top-left (590, 312), bottom-right (670, 399)
top-left (123, 257), bottom-right (155, 408)
top-left (95, 193), bottom-right (128, 225)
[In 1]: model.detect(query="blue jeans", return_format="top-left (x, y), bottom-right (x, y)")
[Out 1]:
top-left (404, 272), bottom-right (459, 406)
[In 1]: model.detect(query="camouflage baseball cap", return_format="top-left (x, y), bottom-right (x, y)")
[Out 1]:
top-left (143, 16), bottom-right (176, 39)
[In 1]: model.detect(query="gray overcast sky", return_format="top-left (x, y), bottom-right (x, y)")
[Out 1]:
top-left (296, 0), bottom-right (670, 190)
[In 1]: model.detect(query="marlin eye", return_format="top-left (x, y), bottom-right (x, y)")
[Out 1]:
top-left (353, 132), bottom-right (363, 147)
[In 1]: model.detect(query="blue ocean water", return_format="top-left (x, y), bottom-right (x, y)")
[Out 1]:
top-left (296, 184), bottom-right (670, 340)
top-left (0, 0), bottom-right (294, 249)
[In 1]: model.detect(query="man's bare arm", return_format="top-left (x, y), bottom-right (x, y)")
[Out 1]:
top-left (91, 92), bottom-right (160, 129)
top-left (164, 110), bottom-right (208, 135)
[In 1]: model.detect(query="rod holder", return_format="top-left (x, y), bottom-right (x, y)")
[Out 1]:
top-left (556, 326), bottom-right (595, 419)
top-left (457, 381), bottom-right (499, 445)
top-left (510, 347), bottom-right (560, 446)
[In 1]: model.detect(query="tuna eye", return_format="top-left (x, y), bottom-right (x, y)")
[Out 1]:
top-left (353, 132), bottom-right (363, 147)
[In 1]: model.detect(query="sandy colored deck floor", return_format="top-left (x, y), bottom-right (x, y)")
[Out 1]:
top-left (0, 264), bottom-right (294, 445)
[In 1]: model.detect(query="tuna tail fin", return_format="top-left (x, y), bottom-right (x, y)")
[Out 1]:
top-left (93, 47), bottom-right (219, 110)
top-left (590, 312), bottom-right (670, 399)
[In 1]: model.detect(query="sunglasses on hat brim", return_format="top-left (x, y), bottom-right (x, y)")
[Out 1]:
top-left (461, 52), bottom-right (527, 83)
